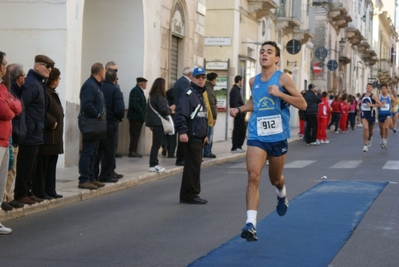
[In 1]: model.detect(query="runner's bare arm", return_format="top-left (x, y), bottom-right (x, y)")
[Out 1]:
top-left (268, 73), bottom-right (307, 110)
top-left (372, 94), bottom-right (382, 107)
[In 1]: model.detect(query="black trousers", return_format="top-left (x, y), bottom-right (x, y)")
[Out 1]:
top-left (176, 139), bottom-right (186, 163)
top-left (328, 113), bottom-right (341, 132)
top-left (94, 122), bottom-right (117, 180)
top-left (33, 154), bottom-right (59, 197)
top-left (149, 126), bottom-right (164, 167)
top-left (14, 144), bottom-right (40, 199)
top-left (347, 112), bottom-right (356, 129)
top-left (232, 113), bottom-right (246, 150)
top-left (305, 113), bottom-right (318, 143)
top-left (129, 120), bottom-right (143, 153)
top-left (179, 140), bottom-right (203, 201)
top-left (162, 133), bottom-right (177, 157)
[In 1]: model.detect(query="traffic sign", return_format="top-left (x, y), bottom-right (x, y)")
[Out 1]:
top-left (313, 62), bottom-right (322, 74)
top-left (315, 47), bottom-right (328, 60)
top-left (327, 60), bottom-right (338, 71)
top-left (286, 39), bottom-right (301, 55)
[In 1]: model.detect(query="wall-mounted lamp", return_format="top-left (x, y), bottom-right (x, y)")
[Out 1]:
top-left (339, 38), bottom-right (346, 52)
top-left (287, 60), bottom-right (297, 67)
top-left (353, 60), bottom-right (367, 71)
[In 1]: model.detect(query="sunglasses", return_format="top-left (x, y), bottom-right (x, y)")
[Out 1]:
top-left (195, 75), bottom-right (206, 80)
top-left (108, 68), bottom-right (118, 73)
top-left (38, 63), bottom-right (53, 69)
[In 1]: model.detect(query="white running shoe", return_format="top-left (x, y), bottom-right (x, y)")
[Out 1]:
top-left (232, 148), bottom-right (245, 153)
top-left (0, 223), bottom-right (12, 235)
top-left (362, 145), bottom-right (368, 152)
top-left (266, 160), bottom-right (269, 165)
top-left (310, 142), bottom-right (319, 146)
top-left (149, 165), bottom-right (165, 173)
top-left (323, 140), bottom-right (330, 144)
top-left (367, 136), bottom-right (373, 147)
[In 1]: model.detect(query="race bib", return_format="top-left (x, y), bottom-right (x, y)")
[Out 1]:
top-left (361, 103), bottom-right (371, 111)
top-left (381, 103), bottom-right (390, 111)
top-left (257, 115), bottom-right (283, 136)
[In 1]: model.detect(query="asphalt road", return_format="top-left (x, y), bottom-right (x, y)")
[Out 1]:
top-left (0, 127), bottom-right (398, 267)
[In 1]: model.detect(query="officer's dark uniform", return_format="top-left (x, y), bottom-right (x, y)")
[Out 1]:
top-left (175, 82), bottom-right (208, 202)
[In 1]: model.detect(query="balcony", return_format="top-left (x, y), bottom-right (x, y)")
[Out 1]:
top-left (293, 3), bottom-right (315, 44)
top-left (362, 49), bottom-right (378, 66)
top-left (356, 40), bottom-right (370, 53)
top-left (329, 3), bottom-right (352, 32)
top-left (275, 0), bottom-right (301, 35)
top-left (345, 28), bottom-right (363, 46)
top-left (248, 0), bottom-right (279, 18)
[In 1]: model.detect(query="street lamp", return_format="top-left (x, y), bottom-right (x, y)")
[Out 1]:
top-left (339, 38), bottom-right (346, 53)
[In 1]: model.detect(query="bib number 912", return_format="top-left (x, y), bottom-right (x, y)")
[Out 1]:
top-left (257, 115), bottom-right (283, 136)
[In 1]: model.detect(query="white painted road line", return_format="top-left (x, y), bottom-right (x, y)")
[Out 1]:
top-left (382, 161), bottom-right (399, 170)
top-left (330, 160), bottom-right (363, 168)
top-left (284, 160), bottom-right (317, 168)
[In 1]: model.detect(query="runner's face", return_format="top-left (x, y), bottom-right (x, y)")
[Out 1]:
top-left (381, 86), bottom-right (388, 95)
top-left (366, 84), bottom-right (373, 92)
top-left (259, 44), bottom-right (278, 67)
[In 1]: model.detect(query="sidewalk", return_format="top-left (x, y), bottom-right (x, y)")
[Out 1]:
top-left (1, 128), bottom-right (301, 221)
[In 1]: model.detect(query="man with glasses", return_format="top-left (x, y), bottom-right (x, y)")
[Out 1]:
top-left (0, 51), bottom-right (22, 234)
top-left (14, 55), bottom-right (55, 205)
top-left (175, 67), bottom-right (209, 204)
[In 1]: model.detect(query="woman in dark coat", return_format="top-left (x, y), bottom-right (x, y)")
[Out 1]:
top-left (145, 78), bottom-right (173, 173)
top-left (32, 68), bottom-right (64, 199)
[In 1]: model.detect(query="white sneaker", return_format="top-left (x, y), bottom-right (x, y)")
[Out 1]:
top-left (310, 142), bottom-right (319, 146)
top-left (266, 160), bottom-right (269, 165)
top-left (232, 148), bottom-right (245, 153)
top-left (362, 145), bottom-right (368, 152)
top-left (0, 223), bottom-right (12, 235)
top-left (321, 140), bottom-right (330, 144)
top-left (367, 138), bottom-right (372, 147)
top-left (149, 165), bottom-right (165, 173)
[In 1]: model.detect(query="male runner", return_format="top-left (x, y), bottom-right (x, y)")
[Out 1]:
top-left (360, 83), bottom-right (381, 152)
top-left (378, 83), bottom-right (394, 149)
top-left (229, 41), bottom-right (307, 242)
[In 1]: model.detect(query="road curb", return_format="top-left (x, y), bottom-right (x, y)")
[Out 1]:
top-left (0, 153), bottom-right (246, 222)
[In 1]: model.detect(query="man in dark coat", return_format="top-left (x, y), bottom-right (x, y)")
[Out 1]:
top-left (127, 77), bottom-right (147, 158)
top-left (78, 63), bottom-right (106, 190)
top-left (304, 84), bottom-right (321, 145)
top-left (175, 67), bottom-right (208, 205)
top-left (229, 75), bottom-right (246, 152)
top-left (173, 67), bottom-right (192, 166)
top-left (14, 55), bottom-right (55, 205)
top-left (94, 69), bottom-right (125, 183)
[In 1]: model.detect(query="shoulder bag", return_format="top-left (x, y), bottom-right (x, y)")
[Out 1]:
top-left (148, 99), bottom-right (175, 135)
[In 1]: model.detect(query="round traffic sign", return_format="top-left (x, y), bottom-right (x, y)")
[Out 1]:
top-left (327, 60), bottom-right (338, 71)
top-left (286, 39), bottom-right (301, 55)
top-left (315, 47), bottom-right (328, 60)
top-left (313, 62), bottom-right (322, 74)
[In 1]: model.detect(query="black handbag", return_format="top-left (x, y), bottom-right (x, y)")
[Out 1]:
top-left (78, 113), bottom-right (107, 140)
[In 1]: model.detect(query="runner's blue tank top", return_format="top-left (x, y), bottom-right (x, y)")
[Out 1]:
top-left (378, 94), bottom-right (391, 115)
top-left (248, 71), bottom-right (291, 142)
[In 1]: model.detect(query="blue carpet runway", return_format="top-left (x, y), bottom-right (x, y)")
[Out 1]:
top-left (188, 181), bottom-right (387, 267)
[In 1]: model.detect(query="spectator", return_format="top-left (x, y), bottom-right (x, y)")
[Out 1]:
top-left (174, 67), bottom-right (193, 166)
top-left (145, 78), bottom-right (173, 173)
top-left (161, 82), bottom-right (177, 158)
top-left (127, 77), bottom-right (147, 158)
top-left (229, 75), bottom-right (246, 152)
top-left (347, 94), bottom-right (357, 130)
top-left (328, 95), bottom-right (343, 133)
top-left (78, 63), bottom-right (106, 190)
top-left (298, 90), bottom-right (306, 138)
top-left (2, 64), bottom-right (26, 209)
top-left (339, 94), bottom-right (349, 133)
top-left (14, 55), bottom-right (54, 205)
top-left (316, 91), bottom-right (330, 144)
top-left (0, 51), bottom-right (22, 234)
top-left (203, 72), bottom-right (218, 158)
top-left (175, 67), bottom-right (208, 204)
top-left (94, 69), bottom-right (125, 183)
top-left (304, 84), bottom-right (321, 145)
top-left (32, 67), bottom-right (64, 199)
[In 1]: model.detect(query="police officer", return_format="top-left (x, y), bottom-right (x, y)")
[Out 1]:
top-left (175, 67), bottom-right (208, 204)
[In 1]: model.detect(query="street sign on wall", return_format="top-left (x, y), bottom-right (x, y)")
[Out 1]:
top-left (313, 62), bottom-right (322, 74)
